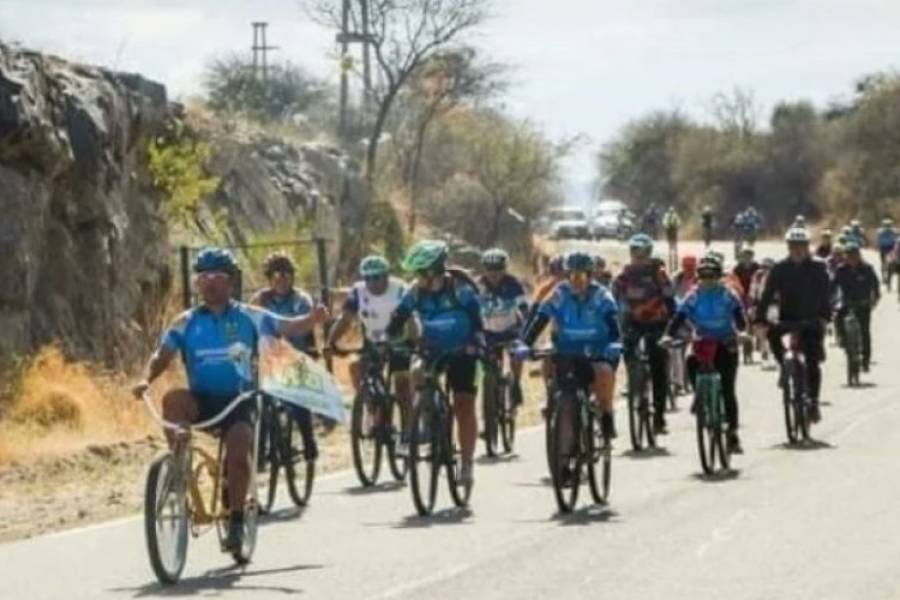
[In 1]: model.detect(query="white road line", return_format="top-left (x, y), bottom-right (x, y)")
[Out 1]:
top-left (695, 509), bottom-right (750, 559)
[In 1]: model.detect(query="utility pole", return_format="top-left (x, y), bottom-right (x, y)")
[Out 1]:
top-left (338, 0), bottom-right (351, 138)
top-left (251, 22), bottom-right (278, 82)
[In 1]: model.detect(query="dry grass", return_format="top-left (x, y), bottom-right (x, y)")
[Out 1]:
top-left (0, 346), bottom-right (167, 465)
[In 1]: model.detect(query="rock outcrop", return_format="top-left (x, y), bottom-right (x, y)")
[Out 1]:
top-left (0, 43), bottom-right (171, 367)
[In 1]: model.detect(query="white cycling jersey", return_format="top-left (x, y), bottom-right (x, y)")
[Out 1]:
top-left (348, 277), bottom-right (408, 342)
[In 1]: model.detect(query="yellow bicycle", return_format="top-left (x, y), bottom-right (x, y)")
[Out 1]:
top-left (141, 391), bottom-right (262, 585)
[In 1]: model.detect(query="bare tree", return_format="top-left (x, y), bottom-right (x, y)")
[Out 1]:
top-left (399, 47), bottom-right (508, 232)
top-left (303, 0), bottom-right (489, 188)
top-left (710, 87), bottom-right (760, 140)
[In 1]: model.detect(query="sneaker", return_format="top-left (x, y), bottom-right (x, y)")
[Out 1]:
top-left (600, 413), bottom-right (617, 440)
top-left (809, 403), bottom-right (821, 424)
top-left (458, 460), bottom-right (474, 489)
top-left (223, 512), bottom-right (244, 553)
top-left (727, 432), bottom-right (743, 455)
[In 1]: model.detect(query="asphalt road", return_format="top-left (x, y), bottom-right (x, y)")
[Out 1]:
top-left (3, 241), bottom-right (900, 600)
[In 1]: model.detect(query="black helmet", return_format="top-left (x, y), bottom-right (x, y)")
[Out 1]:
top-left (263, 252), bottom-right (296, 277)
top-left (564, 251), bottom-right (594, 273)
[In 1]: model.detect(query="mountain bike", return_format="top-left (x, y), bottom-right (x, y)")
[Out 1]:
top-left (408, 351), bottom-right (473, 516)
top-left (481, 342), bottom-right (521, 457)
top-left (335, 344), bottom-right (409, 487)
top-left (687, 338), bottom-right (732, 475)
top-left (141, 391), bottom-right (262, 585)
top-left (772, 321), bottom-right (817, 444)
top-left (840, 307), bottom-right (863, 388)
top-left (532, 350), bottom-right (611, 513)
top-left (257, 395), bottom-right (315, 513)
top-left (666, 337), bottom-right (688, 412)
top-left (625, 335), bottom-right (657, 451)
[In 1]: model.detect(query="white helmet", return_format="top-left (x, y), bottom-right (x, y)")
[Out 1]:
top-left (785, 227), bottom-right (810, 243)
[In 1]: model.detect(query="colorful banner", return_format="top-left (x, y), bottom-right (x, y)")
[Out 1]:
top-left (258, 337), bottom-right (347, 423)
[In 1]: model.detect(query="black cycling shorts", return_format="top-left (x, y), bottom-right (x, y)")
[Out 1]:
top-left (553, 356), bottom-right (616, 390)
top-left (444, 354), bottom-right (478, 394)
top-left (194, 393), bottom-right (255, 433)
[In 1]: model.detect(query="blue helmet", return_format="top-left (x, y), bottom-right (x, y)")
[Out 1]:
top-left (564, 251), bottom-right (594, 273)
top-left (193, 247), bottom-right (238, 274)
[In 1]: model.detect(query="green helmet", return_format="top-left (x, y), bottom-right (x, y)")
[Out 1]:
top-left (844, 240), bottom-right (861, 253)
top-left (628, 233), bottom-right (654, 254)
top-left (359, 254), bottom-right (390, 278)
top-left (401, 240), bottom-right (448, 273)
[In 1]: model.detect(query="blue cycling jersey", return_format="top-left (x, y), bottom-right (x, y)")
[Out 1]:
top-left (479, 274), bottom-right (528, 337)
top-left (538, 281), bottom-right (620, 359)
top-left (255, 289), bottom-right (315, 352)
top-left (676, 285), bottom-right (743, 342)
top-left (877, 228), bottom-right (897, 249)
top-left (392, 277), bottom-right (483, 352)
top-left (162, 302), bottom-right (282, 397)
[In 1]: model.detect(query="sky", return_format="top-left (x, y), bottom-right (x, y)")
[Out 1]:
top-left (2, 0), bottom-right (899, 202)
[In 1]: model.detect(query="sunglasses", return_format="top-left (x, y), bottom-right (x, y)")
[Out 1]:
top-left (364, 274), bottom-right (387, 282)
top-left (195, 270), bottom-right (231, 280)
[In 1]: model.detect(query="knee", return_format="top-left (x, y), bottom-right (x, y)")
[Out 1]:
top-left (162, 389), bottom-right (196, 421)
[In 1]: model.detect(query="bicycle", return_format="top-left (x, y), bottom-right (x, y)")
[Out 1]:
top-left (686, 338), bottom-right (732, 475)
top-left (625, 336), bottom-right (658, 451)
top-left (771, 321), bottom-right (818, 444)
top-left (141, 391), bottom-right (262, 585)
top-left (408, 351), bottom-right (473, 516)
top-left (666, 338), bottom-right (688, 412)
top-left (531, 350), bottom-right (611, 513)
top-left (257, 395), bottom-right (315, 514)
top-left (481, 342), bottom-right (521, 457)
top-left (335, 344), bottom-right (409, 487)
top-left (840, 307), bottom-right (863, 388)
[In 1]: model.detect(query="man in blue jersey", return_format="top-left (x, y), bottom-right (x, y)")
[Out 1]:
top-left (662, 254), bottom-right (748, 453)
top-left (386, 240), bottom-right (484, 487)
top-left (479, 248), bottom-right (529, 409)
top-left (132, 248), bottom-right (327, 552)
top-left (876, 218), bottom-right (897, 290)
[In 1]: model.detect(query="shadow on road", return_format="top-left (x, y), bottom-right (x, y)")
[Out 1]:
top-left (691, 469), bottom-right (742, 484)
top-left (768, 439), bottom-right (836, 452)
top-left (391, 507), bottom-right (473, 529)
top-left (338, 481), bottom-right (406, 496)
top-left (259, 506), bottom-right (306, 525)
top-left (111, 563), bottom-right (322, 597)
top-left (554, 505), bottom-right (618, 526)
top-left (841, 382), bottom-right (878, 389)
top-left (476, 453), bottom-right (520, 465)
top-left (620, 447), bottom-right (672, 460)
top-left (512, 476), bottom-right (553, 488)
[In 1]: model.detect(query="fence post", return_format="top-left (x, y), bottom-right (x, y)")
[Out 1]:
top-left (315, 238), bottom-right (334, 372)
top-left (179, 245), bottom-right (191, 310)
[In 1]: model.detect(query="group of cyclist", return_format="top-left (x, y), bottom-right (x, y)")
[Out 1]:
top-left (132, 208), bottom-right (895, 552)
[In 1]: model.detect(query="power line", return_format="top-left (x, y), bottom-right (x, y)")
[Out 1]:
top-left (251, 22), bottom-right (279, 82)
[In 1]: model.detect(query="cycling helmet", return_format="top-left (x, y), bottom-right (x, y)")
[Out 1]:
top-left (593, 255), bottom-right (607, 270)
top-left (851, 219), bottom-right (861, 227)
top-left (548, 254), bottom-right (565, 276)
top-left (739, 247), bottom-right (755, 258)
top-left (697, 255), bottom-right (723, 277)
top-left (761, 257), bottom-right (775, 268)
top-left (821, 228), bottom-right (833, 237)
top-left (795, 214), bottom-right (806, 223)
top-left (263, 251), bottom-right (295, 277)
top-left (481, 248), bottom-right (509, 270)
top-left (681, 254), bottom-right (698, 271)
top-left (883, 218), bottom-right (894, 226)
top-left (706, 250), bottom-right (726, 265)
top-left (785, 227), bottom-right (810, 243)
top-left (359, 254), bottom-right (390, 278)
top-left (841, 225), bottom-right (852, 234)
top-left (401, 240), bottom-right (448, 273)
top-left (194, 247), bottom-right (239, 274)
top-left (628, 233), bottom-right (654, 254)
top-left (844, 240), bottom-right (861, 253)
top-left (564, 251), bottom-right (594, 273)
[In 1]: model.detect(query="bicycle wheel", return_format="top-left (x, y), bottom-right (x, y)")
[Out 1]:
top-left (501, 379), bottom-right (519, 454)
top-left (446, 399), bottom-right (472, 508)
top-left (586, 410), bottom-right (611, 505)
top-left (144, 453), bottom-right (189, 585)
top-left (695, 387), bottom-right (715, 475)
top-left (792, 364), bottom-right (810, 442)
top-left (351, 389), bottom-right (382, 487)
top-left (742, 337), bottom-right (754, 365)
top-left (386, 395), bottom-right (409, 482)
top-left (626, 363), bottom-right (643, 451)
top-left (781, 363), bottom-right (800, 444)
top-left (481, 369), bottom-right (500, 457)
top-left (260, 413), bottom-right (280, 514)
top-left (409, 394), bottom-right (440, 516)
top-left (549, 393), bottom-right (581, 513)
top-left (640, 370), bottom-right (656, 450)
top-left (845, 319), bottom-right (862, 387)
top-left (284, 414), bottom-right (315, 506)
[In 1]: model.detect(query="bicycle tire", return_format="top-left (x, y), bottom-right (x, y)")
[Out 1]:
top-left (792, 361), bottom-right (811, 441)
top-left (781, 362), bottom-right (800, 444)
top-left (144, 453), bottom-right (189, 585)
top-left (586, 410), bottom-right (611, 505)
top-left (695, 384), bottom-right (715, 475)
top-left (386, 396), bottom-right (409, 482)
top-left (284, 415), bottom-right (314, 506)
top-left (446, 398), bottom-right (471, 508)
top-left (549, 393), bottom-right (580, 513)
top-left (481, 369), bottom-right (500, 457)
top-left (260, 414), bottom-right (280, 514)
top-left (351, 389), bottom-right (383, 487)
top-left (626, 362), bottom-right (643, 452)
top-left (845, 317), bottom-right (862, 387)
top-left (409, 393), bottom-right (440, 516)
top-left (640, 367), bottom-right (657, 450)
top-left (501, 380), bottom-right (519, 454)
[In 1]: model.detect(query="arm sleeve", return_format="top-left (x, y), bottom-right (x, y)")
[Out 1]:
top-left (732, 293), bottom-right (748, 332)
top-left (460, 285), bottom-right (485, 334)
top-left (522, 296), bottom-right (557, 346)
top-left (160, 313), bottom-right (189, 353)
top-left (756, 265), bottom-right (778, 321)
top-left (386, 290), bottom-right (415, 339)
top-left (245, 305), bottom-right (285, 339)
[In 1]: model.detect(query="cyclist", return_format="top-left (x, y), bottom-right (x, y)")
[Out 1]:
top-left (386, 240), bottom-right (484, 487)
top-left (701, 206), bottom-right (715, 247)
top-left (876, 218), bottom-right (897, 289)
top-left (826, 243), bottom-right (846, 277)
top-left (749, 257), bottom-right (776, 362)
top-left (613, 234), bottom-right (676, 434)
top-left (831, 241), bottom-right (880, 372)
top-left (815, 229), bottom-right (834, 260)
top-left (642, 203), bottom-right (661, 239)
top-left (732, 248), bottom-right (760, 309)
top-left (527, 254), bottom-right (566, 395)
top-left (792, 214), bottom-right (807, 230)
top-left (756, 228), bottom-right (831, 423)
top-left (479, 248), bottom-right (529, 409)
top-left (744, 205), bottom-right (764, 244)
top-left (731, 211), bottom-right (748, 256)
top-left (673, 255), bottom-right (698, 299)
top-left (131, 247), bottom-right (328, 552)
top-left (517, 252), bottom-right (621, 442)
top-left (249, 252), bottom-right (321, 463)
top-left (662, 254), bottom-right (747, 453)
top-left (663, 206), bottom-right (681, 268)
top-left (848, 219), bottom-right (868, 248)
top-left (327, 255), bottom-right (413, 445)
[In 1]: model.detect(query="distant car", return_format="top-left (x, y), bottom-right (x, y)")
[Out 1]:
top-left (547, 207), bottom-right (591, 240)
top-left (592, 199), bottom-right (634, 240)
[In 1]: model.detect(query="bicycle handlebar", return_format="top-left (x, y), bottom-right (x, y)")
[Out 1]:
top-left (142, 390), bottom-right (259, 433)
